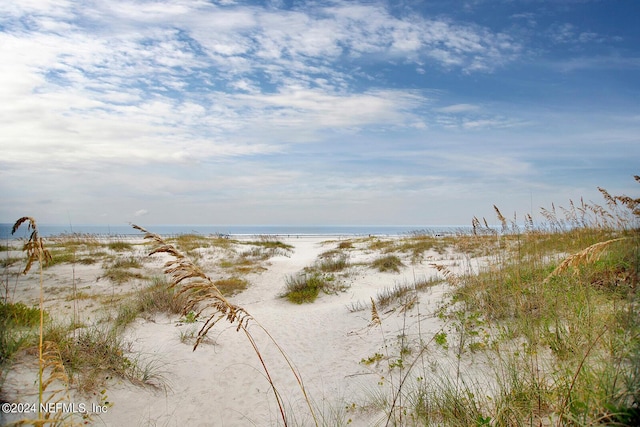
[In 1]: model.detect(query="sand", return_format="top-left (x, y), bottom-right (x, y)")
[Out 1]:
top-left (1, 234), bottom-right (472, 426)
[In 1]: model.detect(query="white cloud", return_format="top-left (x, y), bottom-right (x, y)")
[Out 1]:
top-left (435, 104), bottom-right (480, 113)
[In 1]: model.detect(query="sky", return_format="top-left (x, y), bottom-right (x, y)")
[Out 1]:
top-left (1, 0), bottom-right (639, 227)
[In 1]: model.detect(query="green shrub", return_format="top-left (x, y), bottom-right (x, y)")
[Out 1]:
top-left (282, 273), bottom-right (326, 304)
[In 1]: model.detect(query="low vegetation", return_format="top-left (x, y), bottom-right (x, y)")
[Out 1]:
top-left (282, 273), bottom-right (328, 304)
top-left (374, 276), bottom-right (442, 310)
top-left (316, 250), bottom-right (350, 272)
top-left (96, 255), bottom-right (145, 284)
top-left (371, 254), bottom-right (405, 272)
top-left (0, 302), bottom-right (41, 365)
top-left (213, 276), bottom-right (249, 296)
top-left (355, 176), bottom-right (640, 426)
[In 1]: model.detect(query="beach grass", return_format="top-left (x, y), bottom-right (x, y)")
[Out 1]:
top-left (371, 254), bottom-right (405, 272)
top-left (282, 273), bottom-right (327, 304)
top-left (356, 177), bottom-right (640, 426)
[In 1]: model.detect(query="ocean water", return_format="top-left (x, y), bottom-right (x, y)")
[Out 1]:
top-left (1, 223), bottom-right (472, 239)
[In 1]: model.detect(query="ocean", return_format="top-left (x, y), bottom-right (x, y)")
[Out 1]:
top-left (1, 223), bottom-right (472, 239)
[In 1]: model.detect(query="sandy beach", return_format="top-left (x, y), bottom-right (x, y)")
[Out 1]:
top-left (1, 233), bottom-right (471, 426)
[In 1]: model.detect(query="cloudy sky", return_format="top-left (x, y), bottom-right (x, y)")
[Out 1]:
top-left (1, 0), bottom-right (639, 227)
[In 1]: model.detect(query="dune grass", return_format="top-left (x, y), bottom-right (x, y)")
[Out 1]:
top-left (282, 273), bottom-right (327, 304)
top-left (316, 250), bottom-right (350, 272)
top-left (371, 254), bottom-right (405, 272)
top-left (0, 302), bottom-right (41, 366)
top-left (213, 276), bottom-right (249, 296)
top-left (356, 176), bottom-right (640, 426)
top-left (374, 276), bottom-right (442, 310)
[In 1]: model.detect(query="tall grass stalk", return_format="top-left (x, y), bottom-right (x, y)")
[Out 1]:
top-left (132, 224), bottom-right (317, 426)
top-left (11, 217), bottom-right (60, 424)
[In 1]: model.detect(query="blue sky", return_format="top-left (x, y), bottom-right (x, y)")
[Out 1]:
top-left (1, 0), bottom-right (639, 226)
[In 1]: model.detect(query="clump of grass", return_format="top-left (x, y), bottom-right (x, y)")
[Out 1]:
top-left (1, 255), bottom-right (23, 268)
top-left (220, 258), bottom-right (262, 274)
top-left (354, 177), bottom-right (639, 425)
top-left (367, 238), bottom-right (395, 251)
top-left (44, 323), bottom-right (163, 392)
top-left (113, 276), bottom-right (186, 330)
top-left (102, 256), bottom-right (145, 284)
top-left (375, 277), bottom-right (441, 309)
top-left (421, 179), bottom-right (640, 423)
top-left (371, 255), bottom-right (404, 272)
top-left (0, 302), bottom-right (41, 365)
top-left (45, 234), bottom-right (110, 266)
top-left (46, 249), bottom-right (76, 267)
top-left (316, 251), bottom-right (349, 272)
top-left (110, 256), bottom-right (142, 269)
top-left (107, 241), bottom-right (132, 252)
top-left (102, 268), bottom-right (145, 284)
top-left (337, 241), bottom-right (353, 249)
top-left (282, 273), bottom-right (326, 304)
top-left (213, 277), bottom-right (249, 296)
top-left (241, 236), bottom-right (293, 260)
top-left (248, 235), bottom-right (294, 250)
top-left (0, 301), bottom-right (41, 327)
top-left (171, 234), bottom-right (220, 263)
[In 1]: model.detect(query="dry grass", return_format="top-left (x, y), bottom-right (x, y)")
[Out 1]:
top-left (315, 250), bottom-right (350, 272)
top-left (543, 237), bottom-right (628, 283)
top-left (374, 276), bottom-right (442, 310)
top-left (11, 217), bottom-right (51, 417)
top-left (213, 277), bottom-right (249, 296)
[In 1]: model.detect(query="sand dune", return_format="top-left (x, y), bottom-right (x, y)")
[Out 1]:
top-left (1, 234), bottom-right (469, 426)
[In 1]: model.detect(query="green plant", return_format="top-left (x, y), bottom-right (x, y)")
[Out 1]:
top-left (282, 273), bottom-right (326, 304)
top-left (434, 332), bottom-right (449, 350)
top-left (361, 352), bottom-right (384, 366)
top-left (0, 302), bottom-right (42, 366)
top-left (102, 267), bottom-right (145, 284)
top-left (241, 236), bottom-right (294, 260)
top-left (181, 311), bottom-right (198, 323)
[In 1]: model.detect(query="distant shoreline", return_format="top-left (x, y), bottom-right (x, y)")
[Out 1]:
top-left (1, 223), bottom-right (474, 239)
